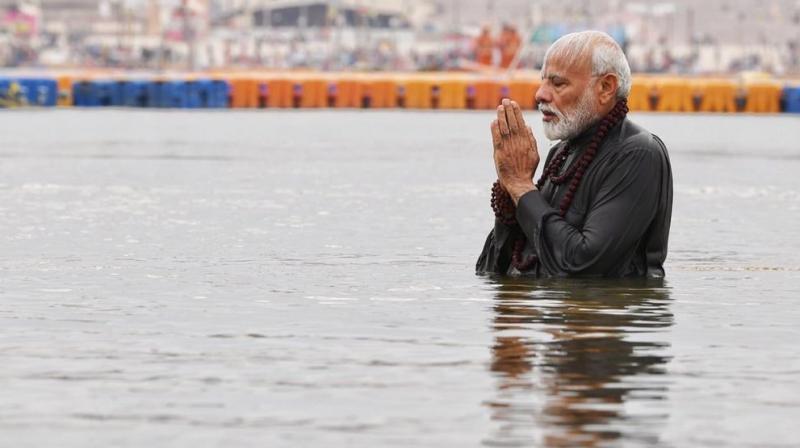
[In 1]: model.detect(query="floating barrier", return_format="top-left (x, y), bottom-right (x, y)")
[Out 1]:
top-left (28, 78), bottom-right (58, 106)
top-left (473, 80), bottom-right (503, 110)
top-left (698, 80), bottom-right (738, 113)
top-left (334, 79), bottom-right (366, 108)
top-left (73, 80), bottom-right (120, 106)
top-left (744, 82), bottom-right (781, 113)
top-left (439, 80), bottom-right (467, 109)
top-left (123, 80), bottom-right (149, 107)
top-left (230, 78), bottom-right (258, 108)
top-left (68, 78), bottom-right (229, 108)
top-left (189, 80), bottom-right (228, 108)
top-left (146, 82), bottom-right (165, 107)
top-left (0, 76), bottom-right (58, 106)
top-left (655, 78), bottom-right (696, 113)
top-left (3, 73), bottom-right (800, 113)
top-left (785, 86), bottom-right (800, 113)
top-left (163, 81), bottom-right (188, 108)
top-left (57, 76), bottom-right (72, 106)
top-left (627, 78), bottom-right (654, 111)
top-left (366, 80), bottom-right (396, 108)
top-left (300, 79), bottom-right (328, 108)
top-left (509, 79), bottom-right (540, 110)
top-left (266, 79), bottom-right (293, 108)
top-left (94, 80), bottom-right (124, 106)
top-left (403, 79), bottom-right (433, 109)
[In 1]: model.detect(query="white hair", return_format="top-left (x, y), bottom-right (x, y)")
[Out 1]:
top-left (543, 31), bottom-right (632, 100)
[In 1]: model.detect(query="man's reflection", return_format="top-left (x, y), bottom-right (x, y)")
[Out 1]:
top-left (483, 277), bottom-right (673, 447)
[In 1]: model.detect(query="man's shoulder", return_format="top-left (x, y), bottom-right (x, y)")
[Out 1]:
top-left (615, 119), bottom-right (668, 157)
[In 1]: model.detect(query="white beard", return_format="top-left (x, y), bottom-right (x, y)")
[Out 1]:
top-left (540, 88), bottom-right (599, 141)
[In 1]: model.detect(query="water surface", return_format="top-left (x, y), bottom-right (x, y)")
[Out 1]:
top-left (0, 110), bottom-right (798, 447)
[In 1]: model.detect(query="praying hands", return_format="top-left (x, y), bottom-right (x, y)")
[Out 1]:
top-left (491, 99), bottom-right (541, 204)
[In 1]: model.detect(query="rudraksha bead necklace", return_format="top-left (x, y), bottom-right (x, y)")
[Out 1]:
top-left (490, 99), bottom-right (629, 272)
top-left (491, 181), bottom-right (517, 225)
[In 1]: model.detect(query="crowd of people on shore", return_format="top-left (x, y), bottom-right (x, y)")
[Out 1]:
top-left (1, 23), bottom-right (798, 76)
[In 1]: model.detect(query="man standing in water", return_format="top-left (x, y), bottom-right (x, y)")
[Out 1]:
top-left (477, 31), bottom-right (673, 277)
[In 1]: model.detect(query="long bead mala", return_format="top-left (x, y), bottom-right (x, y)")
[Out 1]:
top-left (490, 99), bottom-right (629, 272)
top-left (491, 181), bottom-right (517, 225)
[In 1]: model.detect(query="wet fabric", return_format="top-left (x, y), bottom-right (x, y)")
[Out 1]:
top-left (476, 118), bottom-right (674, 278)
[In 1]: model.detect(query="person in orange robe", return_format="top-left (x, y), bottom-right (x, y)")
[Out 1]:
top-left (475, 26), bottom-right (494, 66)
top-left (499, 24), bottom-right (522, 69)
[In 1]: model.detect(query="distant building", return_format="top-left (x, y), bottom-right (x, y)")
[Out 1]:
top-left (9, 0), bottom-right (100, 35)
top-left (250, 1), bottom-right (411, 29)
top-left (212, 0), bottom-right (435, 28)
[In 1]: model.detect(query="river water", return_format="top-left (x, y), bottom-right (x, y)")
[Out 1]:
top-left (1, 110), bottom-right (799, 447)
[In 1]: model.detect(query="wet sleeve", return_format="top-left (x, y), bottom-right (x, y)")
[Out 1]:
top-left (514, 147), bottom-right (662, 276)
top-left (475, 219), bottom-right (522, 275)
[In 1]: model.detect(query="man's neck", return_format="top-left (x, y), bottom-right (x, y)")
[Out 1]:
top-left (566, 120), bottom-right (602, 146)
top-left (566, 101), bottom-right (621, 146)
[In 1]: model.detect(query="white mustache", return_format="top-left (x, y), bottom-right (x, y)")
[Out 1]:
top-left (538, 103), bottom-right (564, 119)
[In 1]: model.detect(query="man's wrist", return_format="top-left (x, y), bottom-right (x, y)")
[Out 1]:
top-left (507, 182), bottom-right (536, 205)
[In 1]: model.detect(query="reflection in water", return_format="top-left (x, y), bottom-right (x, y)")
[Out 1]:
top-left (483, 278), bottom-right (673, 447)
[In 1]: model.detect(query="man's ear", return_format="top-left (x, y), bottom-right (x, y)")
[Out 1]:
top-left (596, 73), bottom-right (619, 105)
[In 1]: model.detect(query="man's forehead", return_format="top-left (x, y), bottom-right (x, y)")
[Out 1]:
top-left (542, 52), bottom-right (591, 79)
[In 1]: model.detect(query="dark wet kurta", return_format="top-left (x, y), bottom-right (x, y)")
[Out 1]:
top-left (476, 118), bottom-right (673, 278)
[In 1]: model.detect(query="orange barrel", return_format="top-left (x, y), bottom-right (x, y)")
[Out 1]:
top-left (335, 79), bottom-right (366, 108)
top-left (247, 79), bottom-right (261, 107)
top-left (57, 75), bottom-right (73, 106)
top-left (654, 78), bottom-right (695, 112)
top-left (698, 79), bottom-right (737, 113)
top-left (474, 80), bottom-right (503, 109)
top-left (627, 78), bottom-right (653, 111)
top-left (300, 79), bottom-right (327, 108)
top-left (438, 80), bottom-right (467, 109)
top-left (266, 79), bottom-right (293, 108)
top-left (230, 78), bottom-right (259, 108)
top-left (744, 82), bottom-right (781, 113)
top-left (508, 79), bottom-right (540, 109)
top-left (365, 80), bottom-right (397, 108)
top-left (403, 79), bottom-right (433, 109)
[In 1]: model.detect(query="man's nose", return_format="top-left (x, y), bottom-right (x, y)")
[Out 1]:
top-left (535, 85), bottom-right (551, 105)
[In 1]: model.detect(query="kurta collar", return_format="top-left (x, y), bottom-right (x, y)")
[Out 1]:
top-left (565, 120), bottom-right (602, 148)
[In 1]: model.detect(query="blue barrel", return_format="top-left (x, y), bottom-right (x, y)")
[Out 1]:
top-left (38, 78), bottom-right (58, 106)
top-left (74, 80), bottom-right (122, 107)
top-left (187, 80), bottom-right (205, 108)
top-left (187, 79), bottom-right (231, 108)
top-left (187, 80), bottom-right (209, 108)
top-left (146, 82), bottom-right (166, 108)
top-left (0, 77), bottom-right (11, 98)
top-left (122, 80), bottom-right (149, 107)
top-left (162, 80), bottom-right (188, 108)
top-left (19, 78), bottom-right (57, 106)
top-left (72, 81), bottom-right (96, 106)
top-left (91, 80), bottom-right (123, 106)
top-left (18, 79), bottom-right (35, 104)
top-left (784, 86), bottom-right (800, 113)
top-left (212, 80), bottom-right (230, 108)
